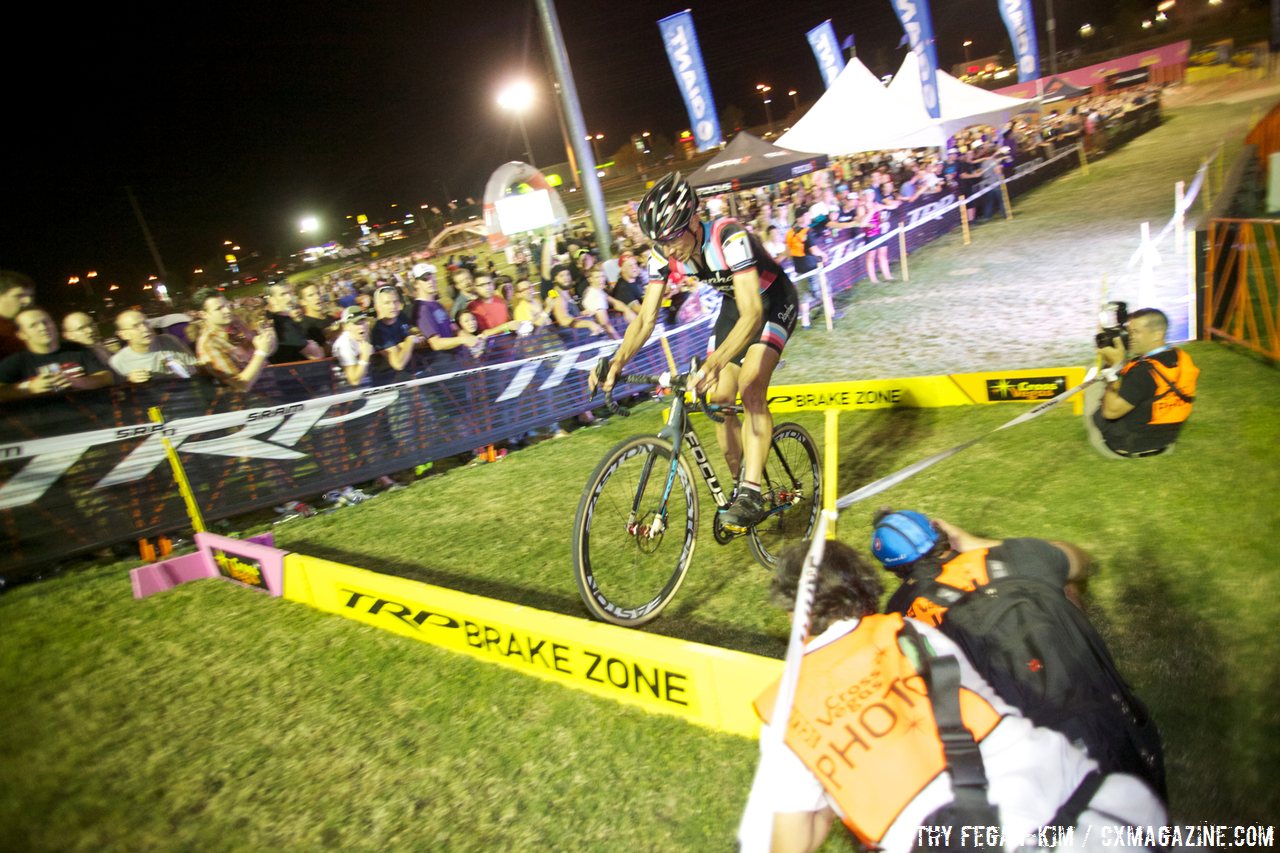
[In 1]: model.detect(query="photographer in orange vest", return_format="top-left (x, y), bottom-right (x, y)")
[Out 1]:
top-left (1086, 306), bottom-right (1198, 458)
top-left (737, 540), bottom-right (1165, 853)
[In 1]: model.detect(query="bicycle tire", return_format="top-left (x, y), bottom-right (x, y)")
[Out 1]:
top-left (572, 435), bottom-right (699, 627)
top-left (747, 422), bottom-right (823, 570)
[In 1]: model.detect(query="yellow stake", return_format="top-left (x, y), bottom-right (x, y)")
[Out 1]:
top-left (658, 332), bottom-right (678, 374)
top-left (998, 165), bottom-right (1014, 220)
top-left (148, 406), bottom-right (206, 533)
top-left (1077, 142), bottom-right (1090, 176)
top-left (959, 196), bottom-right (972, 245)
top-left (823, 409), bottom-right (839, 539)
top-left (898, 226), bottom-right (909, 282)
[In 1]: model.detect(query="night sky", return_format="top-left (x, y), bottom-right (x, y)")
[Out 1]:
top-left (6, 0), bottom-right (1120, 305)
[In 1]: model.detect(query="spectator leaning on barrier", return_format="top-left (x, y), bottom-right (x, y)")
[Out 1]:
top-left (298, 281), bottom-right (337, 343)
top-left (369, 284), bottom-right (418, 384)
top-left (449, 267), bottom-right (478, 321)
top-left (1086, 307), bottom-right (1198, 459)
top-left (0, 270), bottom-right (36, 359)
top-left (510, 278), bottom-right (551, 331)
top-left (0, 307), bottom-right (115, 401)
top-left (468, 274), bottom-right (514, 333)
top-left (540, 226), bottom-right (603, 335)
top-left (579, 267), bottom-right (622, 339)
top-left (266, 283), bottom-right (324, 364)
top-left (194, 288), bottom-right (277, 393)
top-left (411, 265), bottom-right (479, 363)
top-left (61, 312), bottom-right (119, 367)
top-left (109, 309), bottom-right (201, 383)
top-left (330, 306), bottom-right (375, 387)
top-left (870, 509), bottom-right (1166, 797)
top-left (737, 540), bottom-right (1167, 853)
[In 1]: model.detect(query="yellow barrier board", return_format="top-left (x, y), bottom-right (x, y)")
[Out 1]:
top-left (283, 554), bottom-right (781, 738)
top-left (766, 367), bottom-right (1087, 414)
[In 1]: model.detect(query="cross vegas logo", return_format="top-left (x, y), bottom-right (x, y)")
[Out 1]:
top-left (985, 376), bottom-right (1067, 402)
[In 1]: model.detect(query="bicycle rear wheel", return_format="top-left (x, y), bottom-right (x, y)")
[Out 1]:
top-left (747, 423), bottom-right (822, 570)
top-left (572, 435), bottom-right (699, 627)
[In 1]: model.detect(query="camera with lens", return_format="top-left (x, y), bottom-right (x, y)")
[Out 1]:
top-left (1095, 300), bottom-right (1129, 350)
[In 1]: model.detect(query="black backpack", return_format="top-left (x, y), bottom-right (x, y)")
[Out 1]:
top-left (915, 572), bottom-right (1167, 799)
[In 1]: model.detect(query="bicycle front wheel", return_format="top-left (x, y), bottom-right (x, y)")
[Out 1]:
top-left (747, 422), bottom-right (823, 570)
top-left (572, 436), bottom-right (699, 627)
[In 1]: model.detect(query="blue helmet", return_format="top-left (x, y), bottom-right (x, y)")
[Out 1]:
top-left (871, 510), bottom-right (939, 568)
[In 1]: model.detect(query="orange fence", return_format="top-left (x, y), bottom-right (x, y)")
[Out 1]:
top-left (1244, 101), bottom-right (1280, 173)
top-left (1204, 218), bottom-right (1280, 359)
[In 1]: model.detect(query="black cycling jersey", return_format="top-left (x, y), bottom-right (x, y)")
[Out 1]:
top-left (653, 216), bottom-right (799, 362)
top-left (654, 217), bottom-right (791, 296)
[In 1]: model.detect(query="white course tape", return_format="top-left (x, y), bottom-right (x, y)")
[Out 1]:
top-left (748, 509), bottom-right (834, 852)
top-left (834, 367), bottom-right (1099, 510)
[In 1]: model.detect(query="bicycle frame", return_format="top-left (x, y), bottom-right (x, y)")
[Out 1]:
top-left (626, 392), bottom-right (734, 534)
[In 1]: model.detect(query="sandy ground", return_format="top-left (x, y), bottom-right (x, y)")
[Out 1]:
top-left (777, 84), bottom-right (1280, 383)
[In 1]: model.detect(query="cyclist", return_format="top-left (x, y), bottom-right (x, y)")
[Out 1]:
top-left (589, 172), bottom-right (799, 532)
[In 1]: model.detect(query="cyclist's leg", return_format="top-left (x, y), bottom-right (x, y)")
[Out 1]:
top-left (710, 363), bottom-right (742, 481)
top-left (720, 284), bottom-right (796, 529)
top-left (737, 343), bottom-right (779, 488)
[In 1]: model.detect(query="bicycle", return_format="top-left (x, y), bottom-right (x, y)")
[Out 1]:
top-left (571, 359), bottom-right (822, 627)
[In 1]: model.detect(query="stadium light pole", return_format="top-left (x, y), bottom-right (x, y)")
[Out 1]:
top-left (534, 0), bottom-right (612, 262)
top-left (756, 84), bottom-right (774, 136)
top-left (497, 80), bottom-right (538, 169)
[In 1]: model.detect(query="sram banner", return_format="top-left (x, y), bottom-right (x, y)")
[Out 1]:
top-left (0, 319), bottom-right (712, 574)
top-left (283, 555), bottom-right (780, 737)
top-left (766, 367), bottom-right (1087, 414)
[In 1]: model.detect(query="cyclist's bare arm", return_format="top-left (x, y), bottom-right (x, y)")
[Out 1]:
top-left (591, 280), bottom-right (665, 394)
top-left (695, 269), bottom-right (763, 394)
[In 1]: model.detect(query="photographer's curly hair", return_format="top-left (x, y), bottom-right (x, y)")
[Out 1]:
top-left (771, 540), bottom-right (883, 636)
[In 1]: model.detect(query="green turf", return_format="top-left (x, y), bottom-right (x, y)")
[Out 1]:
top-left (3, 92), bottom-right (1279, 850)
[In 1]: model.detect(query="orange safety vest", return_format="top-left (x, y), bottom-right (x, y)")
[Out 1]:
top-left (754, 613), bottom-right (1003, 846)
top-left (786, 226), bottom-right (809, 258)
top-left (903, 549), bottom-right (991, 628)
top-left (1120, 349), bottom-right (1198, 426)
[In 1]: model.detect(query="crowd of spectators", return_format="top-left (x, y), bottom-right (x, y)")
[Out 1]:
top-left (1, 85), bottom-right (1164, 521)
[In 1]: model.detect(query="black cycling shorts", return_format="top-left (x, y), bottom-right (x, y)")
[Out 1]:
top-left (707, 279), bottom-right (799, 366)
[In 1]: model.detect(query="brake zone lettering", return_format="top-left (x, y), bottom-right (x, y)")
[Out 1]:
top-left (768, 387), bottom-right (903, 409)
top-left (339, 586), bottom-right (695, 709)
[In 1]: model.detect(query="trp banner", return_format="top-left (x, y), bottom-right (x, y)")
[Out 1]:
top-left (0, 319), bottom-right (713, 575)
top-left (658, 11), bottom-right (722, 153)
top-left (890, 0), bottom-right (942, 119)
top-left (806, 20), bottom-right (846, 90)
top-left (997, 0), bottom-right (1040, 83)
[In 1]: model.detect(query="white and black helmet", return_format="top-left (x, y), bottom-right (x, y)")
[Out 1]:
top-left (637, 172), bottom-right (698, 242)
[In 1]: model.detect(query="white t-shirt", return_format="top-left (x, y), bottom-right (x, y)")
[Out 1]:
top-left (737, 617), bottom-right (1166, 853)
top-left (581, 286), bottom-right (610, 315)
top-left (108, 334), bottom-right (200, 378)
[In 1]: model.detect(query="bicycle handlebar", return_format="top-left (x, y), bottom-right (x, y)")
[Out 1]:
top-left (591, 357), bottom-right (731, 423)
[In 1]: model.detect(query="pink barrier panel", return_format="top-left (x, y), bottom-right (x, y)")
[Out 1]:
top-left (130, 531), bottom-right (288, 599)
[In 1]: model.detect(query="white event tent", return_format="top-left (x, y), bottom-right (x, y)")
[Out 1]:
top-left (885, 52), bottom-right (1039, 147)
top-left (775, 58), bottom-right (942, 155)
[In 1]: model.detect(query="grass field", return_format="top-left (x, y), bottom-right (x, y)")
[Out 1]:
top-left (3, 90), bottom-right (1279, 850)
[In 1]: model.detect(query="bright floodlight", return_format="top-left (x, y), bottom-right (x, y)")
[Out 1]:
top-left (299, 216), bottom-right (319, 233)
top-left (497, 80), bottom-right (535, 113)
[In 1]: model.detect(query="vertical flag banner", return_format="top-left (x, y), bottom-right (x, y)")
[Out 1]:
top-left (658, 11), bottom-right (722, 152)
top-left (806, 20), bottom-right (846, 90)
top-left (890, 0), bottom-right (942, 119)
top-left (998, 0), bottom-right (1041, 82)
